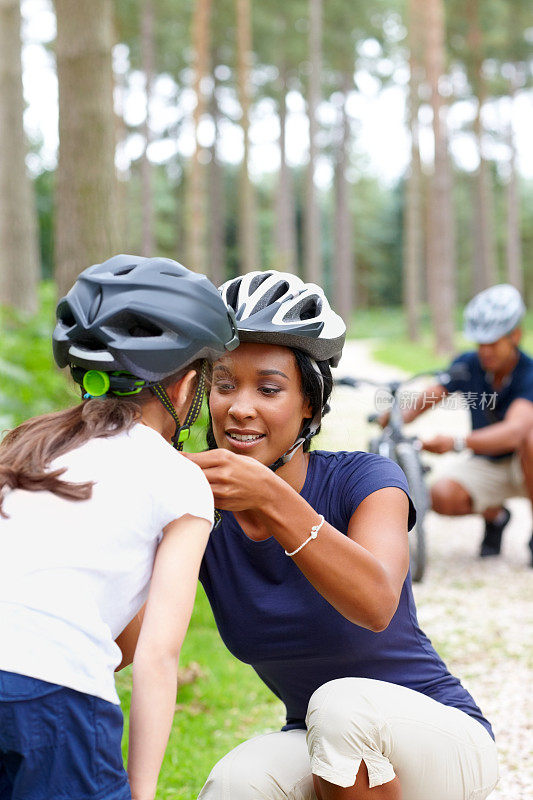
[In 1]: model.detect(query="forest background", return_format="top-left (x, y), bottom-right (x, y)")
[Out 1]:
top-left (1, 0), bottom-right (532, 425)
top-left (0, 0), bottom-right (532, 796)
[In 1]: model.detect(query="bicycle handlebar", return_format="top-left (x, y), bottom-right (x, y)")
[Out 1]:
top-left (335, 363), bottom-right (469, 393)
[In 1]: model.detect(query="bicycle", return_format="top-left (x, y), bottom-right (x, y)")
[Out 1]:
top-left (335, 368), bottom-right (458, 582)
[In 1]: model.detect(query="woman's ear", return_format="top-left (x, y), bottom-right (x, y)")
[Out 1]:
top-left (302, 396), bottom-right (313, 423)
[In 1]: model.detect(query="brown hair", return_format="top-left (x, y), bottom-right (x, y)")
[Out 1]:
top-left (0, 362), bottom-right (202, 518)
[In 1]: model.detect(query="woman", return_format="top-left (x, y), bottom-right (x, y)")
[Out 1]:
top-left (187, 271), bottom-right (498, 800)
top-left (0, 255), bottom-right (238, 800)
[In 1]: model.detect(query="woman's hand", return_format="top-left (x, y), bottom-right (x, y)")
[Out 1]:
top-left (184, 449), bottom-right (277, 512)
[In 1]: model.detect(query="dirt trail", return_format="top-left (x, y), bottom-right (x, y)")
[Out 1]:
top-left (320, 340), bottom-right (533, 800)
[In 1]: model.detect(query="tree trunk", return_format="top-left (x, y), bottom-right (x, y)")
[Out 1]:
top-left (235, 0), bottom-right (259, 274)
top-left (140, 0), bottom-right (155, 256)
top-left (0, 0), bottom-right (40, 312)
top-left (274, 65), bottom-right (297, 274)
top-left (208, 76), bottom-right (225, 287)
top-left (424, 0), bottom-right (455, 355)
top-left (467, 0), bottom-right (496, 293)
top-left (304, 0), bottom-right (322, 285)
top-left (55, 0), bottom-right (118, 297)
top-left (113, 53), bottom-right (129, 254)
top-left (186, 0), bottom-right (211, 274)
top-left (403, 0), bottom-right (424, 341)
top-left (472, 99), bottom-right (497, 292)
top-left (505, 73), bottom-right (523, 293)
top-left (333, 73), bottom-right (354, 324)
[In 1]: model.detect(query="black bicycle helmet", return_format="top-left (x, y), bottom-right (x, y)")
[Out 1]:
top-left (53, 254), bottom-right (239, 448)
top-left (54, 254), bottom-right (238, 378)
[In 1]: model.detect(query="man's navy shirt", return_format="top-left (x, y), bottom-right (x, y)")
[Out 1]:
top-left (443, 349), bottom-right (533, 459)
top-left (200, 450), bottom-right (493, 738)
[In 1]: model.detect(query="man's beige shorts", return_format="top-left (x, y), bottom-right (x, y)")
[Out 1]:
top-left (198, 678), bottom-right (498, 800)
top-left (432, 451), bottom-right (527, 513)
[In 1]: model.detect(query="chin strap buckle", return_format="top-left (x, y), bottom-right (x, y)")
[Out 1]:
top-left (172, 425), bottom-right (191, 449)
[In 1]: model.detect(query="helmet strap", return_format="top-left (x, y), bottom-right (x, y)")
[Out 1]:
top-left (268, 359), bottom-right (325, 472)
top-left (150, 360), bottom-right (207, 451)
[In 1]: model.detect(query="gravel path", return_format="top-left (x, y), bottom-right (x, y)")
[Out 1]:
top-left (322, 340), bottom-right (533, 800)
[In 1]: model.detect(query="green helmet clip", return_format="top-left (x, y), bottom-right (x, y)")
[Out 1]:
top-left (82, 370), bottom-right (110, 397)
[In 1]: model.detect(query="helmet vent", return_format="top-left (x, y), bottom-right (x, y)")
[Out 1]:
top-left (291, 296), bottom-right (321, 321)
top-left (128, 316), bottom-right (162, 337)
top-left (161, 270), bottom-right (185, 279)
top-left (269, 281), bottom-right (289, 304)
top-left (57, 301), bottom-right (76, 328)
top-left (249, 272), bottom-right (273, 294)
top-left (75, 335), bottom-right (107, 352)
top-left (105, 311), bottom-right (163, 338)
top-left (114, 265), bottom-right (136, 276)
top-left (129, 320), bottom-right (162, 337)
top-left (225, 280), bottom-right (241, 311)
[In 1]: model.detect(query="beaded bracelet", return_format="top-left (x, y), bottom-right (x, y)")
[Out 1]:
top-left (284, 515), bottom-right (325, 557)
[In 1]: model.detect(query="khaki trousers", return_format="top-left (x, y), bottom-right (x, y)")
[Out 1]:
top-left (198, 678), bottom-right (498, 800)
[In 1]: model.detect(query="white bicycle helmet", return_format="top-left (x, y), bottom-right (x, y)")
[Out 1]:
top-left (219, 270), bottom-right (345, 470)
top-left (463, 284), bottom-right (525, 344)
top-left (220, 270), bottom-right (346, 367)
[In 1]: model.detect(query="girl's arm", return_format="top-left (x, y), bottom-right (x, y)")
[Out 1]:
top-left (127, 513), bottom-right (210, 800)
top-left (186, 450), bottom-right (409, 632)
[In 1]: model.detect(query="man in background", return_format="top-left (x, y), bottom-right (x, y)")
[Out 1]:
top-left (392, 284), bottom-right (533, 566)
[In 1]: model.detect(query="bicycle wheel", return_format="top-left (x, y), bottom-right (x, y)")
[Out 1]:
top-left (395, 442), bottom-right (429, 583)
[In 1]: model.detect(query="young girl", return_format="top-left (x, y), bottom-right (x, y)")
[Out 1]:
top-left (0, 255), bottom-right (238, 800)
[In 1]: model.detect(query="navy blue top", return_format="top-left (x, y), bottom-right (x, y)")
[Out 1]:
top-left (200, 450), bottom-right (493, 739)
top-left (443, 349), bottom-right (533, 459)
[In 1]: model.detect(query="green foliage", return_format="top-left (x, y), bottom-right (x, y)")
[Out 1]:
top-left (0, 283), bottom-right (77, 433)
top-left (115, 0), bottom-right (193, 78)
top-left (183, 397), bottom-right (209, 453)
top-left (350, 175), bottom-right (404, 306)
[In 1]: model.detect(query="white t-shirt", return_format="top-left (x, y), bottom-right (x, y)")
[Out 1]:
top-left (0, 423), bottom-right (213, 704)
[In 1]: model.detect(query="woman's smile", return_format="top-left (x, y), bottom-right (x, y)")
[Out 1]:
top-left (225, 428), bottom-right (266, 451)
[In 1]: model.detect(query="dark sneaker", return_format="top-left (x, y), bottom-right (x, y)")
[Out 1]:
top-left (480, 507), bottom-right (511, 557)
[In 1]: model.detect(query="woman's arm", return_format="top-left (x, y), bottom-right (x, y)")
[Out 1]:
top-left (186, 450), bottom-right (409, 632)
top-left (127, 514), bottom-right (210, 800)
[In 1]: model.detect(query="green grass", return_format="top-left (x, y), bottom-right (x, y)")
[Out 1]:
top-left (117, 586), bottom-right (284, 798)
